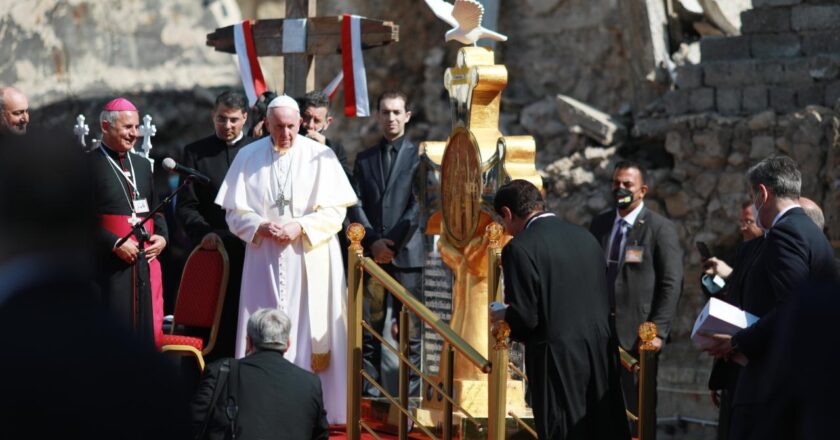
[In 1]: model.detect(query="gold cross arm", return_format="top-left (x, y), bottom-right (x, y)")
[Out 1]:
top-left (206, 17), bottom-right (399, 56)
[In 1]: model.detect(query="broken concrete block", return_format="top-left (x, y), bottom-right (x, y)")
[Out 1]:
top-left (555, 95), bottom-right (627, 146)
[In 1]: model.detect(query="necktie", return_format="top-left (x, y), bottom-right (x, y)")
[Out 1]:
top-left (383, 144), bottom-right (395, 181)
top-left (605, 219), bottom-right (627, 312)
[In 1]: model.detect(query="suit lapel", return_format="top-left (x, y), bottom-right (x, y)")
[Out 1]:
top-left (384, 139), bottom-right (414, 191)
top-left (625, 207), bottom-right (648, 246)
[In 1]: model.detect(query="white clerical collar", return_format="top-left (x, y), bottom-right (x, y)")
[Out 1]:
top-left (616, 201), bottom-right (645, 227)
top-left (525, 212), bottom-right (555, 229)
top-left (771, 203), bottom-right (801, 228)
top-left (225, 131), bottom-right (244, 146)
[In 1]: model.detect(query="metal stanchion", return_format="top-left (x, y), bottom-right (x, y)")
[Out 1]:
top-left (443, 346), bottom-right (455, 440)
top-left (346, 224), bottom-right (366, 440)
top-left (486, 223), bottom-right (507, 440)
top-left (637, 322), bottom-right (658, 440)
top-left (398, 307), bottom-right (410, 440)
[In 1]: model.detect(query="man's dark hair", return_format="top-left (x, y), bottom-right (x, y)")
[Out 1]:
top-left (214, 90), bottom-right (249, 113)
top-left (614, 160), bottom-right (647, 183)
top-left (741, 200), bottom-right (754, 209)
top-left (299, 91), bottom-right (331, 114)
top-left (376, 91), bottom-right (410, 111)
top-left (746, 155), bottom-right (801, 199)
top-left (494, 179), bottom-right (545, 218)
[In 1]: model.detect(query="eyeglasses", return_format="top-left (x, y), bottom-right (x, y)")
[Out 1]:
top-left (739, 219), bottom-right (755, 227)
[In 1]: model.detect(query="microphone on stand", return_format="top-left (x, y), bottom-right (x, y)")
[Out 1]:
top-left (162, 158), bottom-right (211, 185)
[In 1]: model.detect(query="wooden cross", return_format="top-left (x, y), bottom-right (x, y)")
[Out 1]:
top-left (206, 0), bottom-right (399, 98)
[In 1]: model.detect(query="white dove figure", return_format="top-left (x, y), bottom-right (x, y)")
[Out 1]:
top-left (424, 0), bottom-right (508, 45)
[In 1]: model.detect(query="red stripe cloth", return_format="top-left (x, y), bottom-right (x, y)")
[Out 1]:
top-left (340, 14), bottom-right (357, 117)
top-left (242, 20), bottom-right (267, 98)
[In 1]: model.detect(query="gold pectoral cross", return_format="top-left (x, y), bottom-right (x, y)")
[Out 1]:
top-left (275, 194), bottom-right (290, 215)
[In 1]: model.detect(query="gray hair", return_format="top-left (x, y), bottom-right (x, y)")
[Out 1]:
top-left (99, 110), bottom-right (122, 126)
top-left (247, 308), bottom-right (291, 352)
top-left (746, 155), bottom-right (801, 199)
top-left (799, 198), bottom-right (826, 230)
top-left (802, 205), bottom-right (825, 230)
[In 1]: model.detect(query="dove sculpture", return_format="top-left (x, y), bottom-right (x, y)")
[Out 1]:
top-left (424, 0), bottom-right (508, 45)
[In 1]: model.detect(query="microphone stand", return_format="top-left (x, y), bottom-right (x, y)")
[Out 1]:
top-left (114, 176), bottom-right (199, 345)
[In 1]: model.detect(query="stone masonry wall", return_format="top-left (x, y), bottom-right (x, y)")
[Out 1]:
top-left (669, 0), bottom-right (840, 116)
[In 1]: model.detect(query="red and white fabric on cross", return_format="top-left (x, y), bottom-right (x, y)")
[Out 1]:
top-left (233, 20), bottom-right (267, 107)
top-left (340, 14), bottom-right (370, 117)
top-left (323, 71), bottom-right (344, 101)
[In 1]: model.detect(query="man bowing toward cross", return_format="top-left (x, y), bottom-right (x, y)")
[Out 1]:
top-left (215, 95), bottom-right (357, 424)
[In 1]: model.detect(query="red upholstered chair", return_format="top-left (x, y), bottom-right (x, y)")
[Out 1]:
top-left (160, 242), bottom-right (229, 371)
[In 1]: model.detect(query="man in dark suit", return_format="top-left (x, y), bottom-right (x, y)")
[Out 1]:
top-left (490, 180), bottom-right (628, 440)
top-left (177, 90), bottom-right (252, 359)
top-left (191, 308), bottom-right (329, 440)
top-left (701, 201), bottom-right (765, 440)
top-left (348, 91), bottom-right (424, 397)
top-left (702, 156), bottom-right (839, 440)
top-left (588, 160), bottom-right (683, 431)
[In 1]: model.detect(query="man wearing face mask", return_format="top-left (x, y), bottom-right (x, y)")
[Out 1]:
top-left (702, 155), bottom-right (838, 440)
top-left (589, 160), bottom-right (683, 435)
top-left (177, 90), bottom-right (252, 359)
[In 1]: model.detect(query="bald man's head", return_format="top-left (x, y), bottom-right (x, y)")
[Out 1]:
top-left (799, 197), bottom-right (825, 230)
top-left (0, 87), bottom-right (30, 135)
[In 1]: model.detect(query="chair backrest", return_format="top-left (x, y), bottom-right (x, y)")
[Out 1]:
top-left (172, 243), bottom-right (229, 354)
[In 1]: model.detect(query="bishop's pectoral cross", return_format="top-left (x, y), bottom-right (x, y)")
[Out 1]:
top-left (274, 193), bottom-right (290, 216)
top-left (205, 0), bottom-right (399, 97)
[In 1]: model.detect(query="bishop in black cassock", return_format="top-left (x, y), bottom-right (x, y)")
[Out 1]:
top-left (90, 98), bottom-right (168, 348)
top-left (177, 91), bottom-right (251, 359)
top-left (492, 180), bottom-right (629, 440)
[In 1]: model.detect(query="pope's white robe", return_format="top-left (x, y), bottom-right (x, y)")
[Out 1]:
top-left (215, 135), bottom-right (357, 424)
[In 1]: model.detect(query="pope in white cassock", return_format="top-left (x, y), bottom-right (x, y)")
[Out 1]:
top-left (215, 95), bottom-right (357, 424)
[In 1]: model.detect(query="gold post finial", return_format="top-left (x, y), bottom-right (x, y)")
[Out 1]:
top-left (639, 322), bottom-right (658, 351)
top-left (491, 320), bottom-right (510, 350)
top-left (486, 222), bottom-right (503, 249)
top-left (346, 223), bottom-right (365, 253)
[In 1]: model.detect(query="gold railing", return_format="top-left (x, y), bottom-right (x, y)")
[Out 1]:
top-left (345, 223), bottom-right (502, 440)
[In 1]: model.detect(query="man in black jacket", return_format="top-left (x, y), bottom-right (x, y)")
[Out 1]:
top-left (702, 156), bottom-right (839, 440)
top-left (191, 308), bottom-right (329, 440)
top-left (491, 180), bottom-right (628, 440)
top-left (348, 91), bottom-right (424, 397)
top-left (589, 161), bottom-right (683, 430)
top-left (177, 90), bottom-right (252, 359)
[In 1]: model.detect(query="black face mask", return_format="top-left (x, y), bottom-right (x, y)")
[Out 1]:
top-left (614, 187), bottom-right (634, 209)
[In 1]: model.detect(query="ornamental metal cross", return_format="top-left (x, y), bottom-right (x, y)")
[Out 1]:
top-left (138, 114), bottom-right (156, 158)
top-left (73, 114), bottom-right (89, 147)
top-left (205, 0), bottom-right (399, 97)
top-left (274, 193), bottom-right (290, 216)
